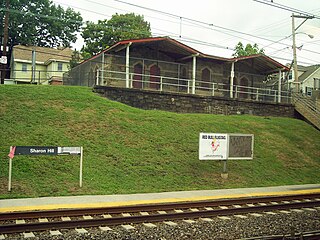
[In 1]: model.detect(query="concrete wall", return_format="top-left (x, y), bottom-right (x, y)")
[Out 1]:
top-left (94, 86), bottom-right (295, 118)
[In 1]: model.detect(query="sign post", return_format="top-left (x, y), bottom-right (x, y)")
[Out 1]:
top-left (80, 146), bottom-right (83, 188)
top-left (7, 146), bottom-right (83, 191)
top-left (8, 147), bottom-right (13, 191)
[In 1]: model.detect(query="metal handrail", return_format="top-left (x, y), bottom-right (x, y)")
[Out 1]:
top-left (292, 93), bottom-right (319, 113)
top-left (97, 69), bottom-right (292, 103)
top-left (292, 93), bottom-right (320, 125)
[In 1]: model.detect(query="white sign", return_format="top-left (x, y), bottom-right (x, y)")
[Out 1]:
top-left (199, 133), bottom-right (228, 160)
top-left (0, 56), bottom-right (7, 64)
top-left (58, 147), bottom-right (81, 155)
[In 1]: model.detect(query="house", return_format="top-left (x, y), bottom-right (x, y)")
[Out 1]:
top-left (287, 65), bottom-right (320, 96)
top-left (10, 45), bottom-right (73, 85)
top-left (65, 37), bottom-right (289, 103)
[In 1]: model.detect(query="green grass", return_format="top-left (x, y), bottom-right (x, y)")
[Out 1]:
top-left (0, 85), bottom-right (319, 199)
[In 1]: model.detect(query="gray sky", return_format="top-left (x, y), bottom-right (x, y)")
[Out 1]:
top-left (53, 0), bottom-right (320, 66)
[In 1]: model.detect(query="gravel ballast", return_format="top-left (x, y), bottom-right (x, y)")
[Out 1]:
top-left (3, 210), bottom-right (320, 239)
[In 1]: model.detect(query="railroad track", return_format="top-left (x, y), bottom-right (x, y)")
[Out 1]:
top-left (0, 193), bottom-right (320, 236)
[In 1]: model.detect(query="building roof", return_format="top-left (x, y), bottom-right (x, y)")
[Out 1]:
top-left (106, 37), bottom-right (231, 62)
top-left (233, 54), bottom-right (289, 73)
top-left (80, 37), bottom-right (288, 73)
top-left (12, 45), bottom-right (73, 64)
top-left (298, 64), bottom-right (320, 82)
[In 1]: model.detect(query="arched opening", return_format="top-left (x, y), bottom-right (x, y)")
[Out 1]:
top-left (239, 77), bottom-right (249, 99)
top-left (179, 66), bottom-right (188, 91)
top-left (149, 65), bottom-right (161, 90)
top-left (94, 66), bottom-right (99, 85)
top-left (133, 63), bottom-right (143, 89)
top-left (201, 68), bottom-right (211, 89)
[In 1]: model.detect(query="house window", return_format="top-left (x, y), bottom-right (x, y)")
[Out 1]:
top-left (58, 63), bottom-right (63, 71)
top-left (314, 78), bottom-right (320, 90)
top-left (22, 64), bottom-right (27, 72)
top-left (305, 87), bottom-right (313, 96)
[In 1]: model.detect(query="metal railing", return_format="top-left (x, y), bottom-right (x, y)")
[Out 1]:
top-left (292, 93), bottom-right (320, 129)
top-left (2, 69), bottom-right (68, 85)
top-left (96, 69), bottom-right (292, 104)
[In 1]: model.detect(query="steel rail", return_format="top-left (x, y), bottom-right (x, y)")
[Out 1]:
top-left (0, 200), bottom-right (319, 234)
top-left (240, 230), bottom-right (320, 240)
top-left (1, 193), bottom-right (319, 221)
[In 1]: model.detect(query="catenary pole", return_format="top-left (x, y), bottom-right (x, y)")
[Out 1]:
top-left (1, 0), bottom-right (9, 84)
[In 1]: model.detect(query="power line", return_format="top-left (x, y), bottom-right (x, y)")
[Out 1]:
top-left (53, 0), bottom-right (182, 25)
top-left (49, 0), bottom-right (320, 64)
top-left (109, 0), bottom-right (320, 57)
top-left (253, 0), bottom-right (320, 19)
top-left (0, 7), bottom-right (83, 24)
top-left (52, 1), bottom-right (113, 20)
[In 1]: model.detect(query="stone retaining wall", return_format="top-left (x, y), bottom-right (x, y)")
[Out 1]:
top-left (94, 86), bottom-right (295, 118)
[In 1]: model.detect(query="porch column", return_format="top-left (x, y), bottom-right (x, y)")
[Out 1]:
top-left (31, 49), bottom-right (36, 83)
top-left (100, 53), bottom-right (105, 85)
top-left (192, 54), bottom-right (198, 94)
top-left (126, 42), bottom-right (132, 88)
top-left (230, 62), bottom-right (235, 98)
top-left (278, 69), bottom-right (282, 103)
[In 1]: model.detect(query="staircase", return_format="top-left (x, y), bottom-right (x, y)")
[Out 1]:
top-left (292, 93), bottom-right (320, 130)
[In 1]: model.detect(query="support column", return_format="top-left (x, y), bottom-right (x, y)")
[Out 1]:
top-left (192, 54), bottom-right (198, 94)
top-left (101, 53), bottom-right (105, 85)
top-left (126, 42), bottom-right (132, 88)
top-left (31, 49), bottom-right (36, 83)
top-left (230, 62), bottom-right (235, 98)
top-left (292, 14), bottom-right (299, 93)
top-left (278, 69), bottom-right (282, 103)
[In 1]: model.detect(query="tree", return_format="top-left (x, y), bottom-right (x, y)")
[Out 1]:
top-left (232, 42), bottom-right (265, 58)
top-left (69, 50), bottom-right (82, 69)
top-left (81, 13), bottom-right (152, 59)
top-left (0, 0), bottom-right (82, 51)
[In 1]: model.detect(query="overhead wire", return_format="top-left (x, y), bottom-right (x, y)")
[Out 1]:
top-left (8, 0), bottom-right (319, 65)
top-left (253, 0), bottom-right (320, 19)
top-left (52, 1), bottom-right (113, 19)
top-left (108, 0), bottom-right (320, 57)
top-left (53, 0), bottom-right (320, 59)
top-left (0, 7), bottom-right (83, 24)
top-left (11, 28), bottom-right (314, 66)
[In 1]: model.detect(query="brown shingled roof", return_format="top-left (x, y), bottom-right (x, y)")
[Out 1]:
top-left (12, 45), bottom-right (73, 63)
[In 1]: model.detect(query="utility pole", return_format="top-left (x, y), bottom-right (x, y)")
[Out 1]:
top-left (291, 13), bottom-right (314, 93)
top-left (291, 14), bottom-right (298, 93)
top-left (1, 0), bottom-right (9, 84)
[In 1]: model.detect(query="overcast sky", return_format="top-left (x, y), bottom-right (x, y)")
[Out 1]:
top-left (53, 0), bottom-right (320, 66)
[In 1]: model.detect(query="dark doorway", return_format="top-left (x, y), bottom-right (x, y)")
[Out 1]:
top-left (180, 66), bottom-right (188, 91)
top-left (239, 77), bottom-right (249, 98)
top-left (133, 63), bottom-right (143, 89)
top-left (150, 65), bottom-right (161, 90)
top-left (201, 68), bottom-right (211, 89)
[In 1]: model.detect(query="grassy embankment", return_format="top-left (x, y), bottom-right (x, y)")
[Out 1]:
top-left (0, 85), bottom-right (319, 199)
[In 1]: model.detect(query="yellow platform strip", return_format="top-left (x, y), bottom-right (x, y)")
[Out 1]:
top-left (1, 188), bottom-right (320, 213)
